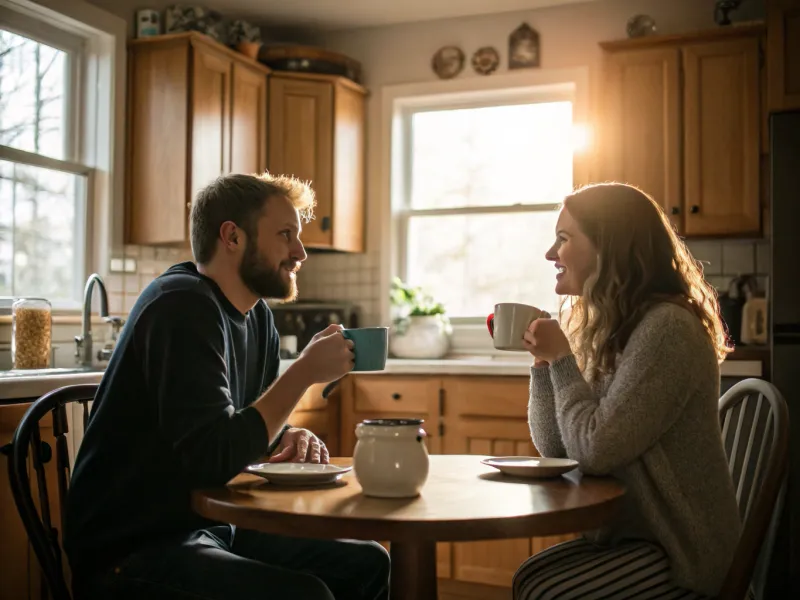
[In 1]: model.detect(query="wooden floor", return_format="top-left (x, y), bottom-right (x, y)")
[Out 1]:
top-left (439, 579), bottom-right (511, 600)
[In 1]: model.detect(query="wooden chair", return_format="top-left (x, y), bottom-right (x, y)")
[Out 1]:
top-left (718, 378), bottom-right (789, 600)
top-left (5, 384), bottom-right (98, 600)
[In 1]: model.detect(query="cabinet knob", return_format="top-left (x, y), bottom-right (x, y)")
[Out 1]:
top-left (321, 216), bottom-right (331, 232)
top-left (391, 393), bottom-right (401, 400)
top-left (670, 206), bottom-right (680, 215)
top-left (690, 205), bottom-right (700, 214)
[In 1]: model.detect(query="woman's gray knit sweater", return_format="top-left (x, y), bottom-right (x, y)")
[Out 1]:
top-left (529, 302), bottom-right (741, 596)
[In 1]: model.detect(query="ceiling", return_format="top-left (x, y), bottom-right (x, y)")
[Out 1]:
top-left (223, 0), bottom-right (599, 31)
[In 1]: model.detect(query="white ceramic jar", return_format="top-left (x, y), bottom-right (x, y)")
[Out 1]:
top-left (353, 418), bottom-right (430, 498)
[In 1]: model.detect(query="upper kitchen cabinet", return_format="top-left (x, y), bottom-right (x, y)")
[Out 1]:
top-left (126, 33), bottom-right (269, 245)
top-left (598, 25), bottom-right (764, 238)
top-left (767, 0), bottom-right (800, 111)
top-left (598, 46), bottom-right (682, 232)
top-left (682, 37), bottom-right (760, 236)
top-left (268, 73), bottom-right (366, 253)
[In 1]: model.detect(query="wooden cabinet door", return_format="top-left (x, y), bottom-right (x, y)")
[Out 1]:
top-left (1, 403), bottom-right (62, 600)
top-left (448, 417), bottom-right (535, 588)
top-left (268, 77), bottom-right (334, 248)
top-left (683, 37), bottom-right (761, 236)
top-left (127, 40), bottom-right (191, 244)
top-left (191, 42), bottom-right (231, 199)
top-left (600, 47), bottom-right (682, 231)
top-left (767, 0), bottom-right (800, 111)
top-left (332, 82), bottom-right (366, 253)
top-left (441, 377), bottom-right (535, 588)
top-left (1, 404), bottom-right (31, 600)
top-left (230, 63), bottom-right (267, 176)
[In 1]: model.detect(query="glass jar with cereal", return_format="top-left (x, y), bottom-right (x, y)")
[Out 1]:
top-left (12, 297), bottom-right (52, 370)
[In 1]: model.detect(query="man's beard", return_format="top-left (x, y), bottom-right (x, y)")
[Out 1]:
top-left (239, 238), bottom-right (298, 301)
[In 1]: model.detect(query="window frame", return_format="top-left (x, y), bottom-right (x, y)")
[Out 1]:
top-left (395, 94), bottom-right (573, 325)
top-left (382, 69), bottom-right (590, 353)
top-left (0, 0), bottom-right (126, 312)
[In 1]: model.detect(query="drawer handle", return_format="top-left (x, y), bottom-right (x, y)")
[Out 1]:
top-left (391, 393), bottom-right (401, 400)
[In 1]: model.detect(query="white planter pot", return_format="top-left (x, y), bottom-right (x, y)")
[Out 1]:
top-left (389, 315), bottom-right (451, 359)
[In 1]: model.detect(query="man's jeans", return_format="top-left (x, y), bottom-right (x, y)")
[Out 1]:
top-left (75, 526), bottom-right (390, 600)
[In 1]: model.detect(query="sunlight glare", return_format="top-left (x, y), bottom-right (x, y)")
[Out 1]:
top-left (571, 123), bottom-right (592, 154)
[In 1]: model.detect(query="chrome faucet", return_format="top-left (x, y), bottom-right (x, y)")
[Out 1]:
top-left (74, 273), bottom-right (124, 367)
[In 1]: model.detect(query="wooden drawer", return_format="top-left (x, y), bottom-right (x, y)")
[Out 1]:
top-left (442, 376), bottom-right (529, 419)
top-left (352, 375), bottom-right (438, 414)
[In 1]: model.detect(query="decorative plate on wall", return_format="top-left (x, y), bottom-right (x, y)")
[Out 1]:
top-left (471, 46), bottom-right (500, 76)
top-left (431, 45), bottom-right (465, 79)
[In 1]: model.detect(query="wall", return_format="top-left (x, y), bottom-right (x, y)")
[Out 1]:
top-left (81, 0), bottom-right (771, 328)
top-left (0, 0), bottom-right (769, 369)
top-left (293, 0), bottom-right (768, 327)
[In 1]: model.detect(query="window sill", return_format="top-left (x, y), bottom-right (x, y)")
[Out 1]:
top-left (450, 322), bottom-right (510, 356)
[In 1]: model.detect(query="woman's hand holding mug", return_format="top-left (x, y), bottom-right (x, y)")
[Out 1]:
top-left (523, 312), bottom-right (572, 367)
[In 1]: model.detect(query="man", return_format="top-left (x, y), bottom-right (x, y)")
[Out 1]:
top-left (64, 173), bottom-right (390, 599)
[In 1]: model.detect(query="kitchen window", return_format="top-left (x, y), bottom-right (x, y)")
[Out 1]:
top-left (391, 82), bottom-right (586, 331)
top-left (0, 1), bottom-right (125, 313)
top-left (0, 13), bottom-right (89, 309)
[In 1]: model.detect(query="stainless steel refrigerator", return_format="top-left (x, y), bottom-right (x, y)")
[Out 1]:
top-left (765, 110), bottom-right (800, 598)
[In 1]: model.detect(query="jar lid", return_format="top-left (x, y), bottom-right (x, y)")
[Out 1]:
top-left (361, 418), bottom-right (424, 426)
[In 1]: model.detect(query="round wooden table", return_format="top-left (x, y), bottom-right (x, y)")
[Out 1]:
top-left (192, 455), bottom-right (625, 600)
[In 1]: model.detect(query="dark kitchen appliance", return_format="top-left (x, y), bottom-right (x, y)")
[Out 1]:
top-left (718, 274), bottom-right (759, 346)
top-left (270, 301), bottom-right (359, 356)
top-left (764, 110), bottom-right (800, 598)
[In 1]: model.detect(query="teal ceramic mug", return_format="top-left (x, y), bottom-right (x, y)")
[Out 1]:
top-left (321, 327), bottom-right (389, 398)
top-left (343, 327), bottom-right (389, 371)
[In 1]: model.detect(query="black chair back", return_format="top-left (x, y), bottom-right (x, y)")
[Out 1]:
top-left (5, 383), bottom-right (98, 600)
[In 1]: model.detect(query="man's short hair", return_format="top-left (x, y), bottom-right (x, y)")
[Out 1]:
top-left (189, 172), bottom-right (315, 264)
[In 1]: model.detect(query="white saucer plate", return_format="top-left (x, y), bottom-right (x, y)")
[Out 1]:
top-left (481, 456), bottom-right (579, 478)
top-left (245, 462), bottom-right (352, 486)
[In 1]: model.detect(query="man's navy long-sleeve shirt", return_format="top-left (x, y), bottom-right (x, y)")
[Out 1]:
top-left (64, 262), bottom-right (280, 578)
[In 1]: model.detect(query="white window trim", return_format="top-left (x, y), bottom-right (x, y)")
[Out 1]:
top-left (379, 67), bottom-right (590, 355)
top-left (0, 0), bottom-right (126, 312)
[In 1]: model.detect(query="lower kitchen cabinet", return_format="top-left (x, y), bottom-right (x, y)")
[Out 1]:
top-left (0, 402), bottom-right (65, 600)
top-left (319, 373), bottom-right (580, 598)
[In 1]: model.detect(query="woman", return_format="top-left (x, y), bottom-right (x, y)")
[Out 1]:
top-left (514, 183), bottom-right (741, 599)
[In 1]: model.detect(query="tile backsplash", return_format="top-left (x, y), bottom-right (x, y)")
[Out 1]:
top-left (293, 239), bottom-right (770, 327)
top-left (105, 239), bottom-right (770, 327)
top-left (0, 238), bottom-right (771, 370)
top-left (685, 239), bottom-right (770, 294)
top-left (294, 252), bottom-right (382, 326)
top-left (105, 245), bottom-right (193, 316)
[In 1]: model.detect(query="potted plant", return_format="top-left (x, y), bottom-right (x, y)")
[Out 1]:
top-left (389, 277), bottom-right (451, 359)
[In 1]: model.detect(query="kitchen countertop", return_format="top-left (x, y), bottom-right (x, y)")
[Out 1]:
top-left (1, 353), bottom-right (765, 401)
top-left (0, 368), bottom-right (106, 401)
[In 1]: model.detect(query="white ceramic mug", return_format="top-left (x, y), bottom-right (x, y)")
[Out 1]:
top-left (486, 303), bottom-right (544, 351)
top-left (353, 419), bottom-right (429, 498)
